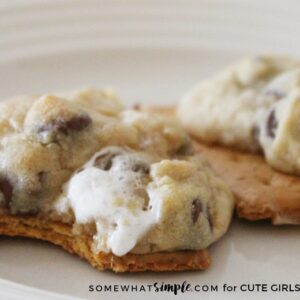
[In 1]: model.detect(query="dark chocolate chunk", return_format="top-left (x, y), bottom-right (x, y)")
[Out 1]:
top-left (0, 176), bottom-right (13, 204)
top-left (191, 198), bottom-right (203, 224)
top-left (266, 109), bottom-right (278, 138)
top-left (37, 113), bottom-right (92, 141)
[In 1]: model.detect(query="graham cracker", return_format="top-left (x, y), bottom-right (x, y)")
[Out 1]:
top-left (196, 142), bottom-right (300, 224)
top-left (0, 211), bottom-right (210, 272)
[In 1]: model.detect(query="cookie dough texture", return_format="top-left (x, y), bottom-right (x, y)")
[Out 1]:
top-left (0, 89), bottom-right (233, 268)
top-left (56, 146), bottom-right (233, 256)
top-left (146, 106), bottom-right (300, 225)
top-left (135, 155), bottom-right (232, 254)
top-left (0, 89), bottom-right (188, 214)
top-left (177, 56), bottom-right (300, 175)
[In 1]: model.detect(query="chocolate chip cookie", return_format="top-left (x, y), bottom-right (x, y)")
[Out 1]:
top-left (178, 55), bottom-right (300, 175)
top-left (0, 89), bottom-right (234, 271)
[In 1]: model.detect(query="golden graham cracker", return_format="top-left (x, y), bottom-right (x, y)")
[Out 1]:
top-left (195, 142), bottom-right (300, 224)
top-left (0, 211), bottom-right (210, 272)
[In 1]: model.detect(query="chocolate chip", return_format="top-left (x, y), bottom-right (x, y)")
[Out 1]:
top-left (64, 115), bottom-right (91, 132)
top-left (37, 171), bottom-right (45, 183)
top-left (0, 176), bottom-right (13, 204)
top-left (191, 198), bottom-right (203, 224)
top-left (131, 163), bottom-right (150, 175)
top-left (94, 152), bottom-right (117, 171)
top-left (266, 109), bottom-right (278, 138)
top-left (37, 113), bottom-right (92, 141)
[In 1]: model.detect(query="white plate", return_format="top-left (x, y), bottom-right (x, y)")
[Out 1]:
top-left (1, 1), bottom-right (300, 299)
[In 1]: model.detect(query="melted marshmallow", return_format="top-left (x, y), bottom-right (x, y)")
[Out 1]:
top-left (56, 148), bottom-right (162, 256)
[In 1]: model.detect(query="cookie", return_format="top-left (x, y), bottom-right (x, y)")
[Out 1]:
top-left (146, 106), bottom-right (300, 225)
top-left (0, 90), bottom-right (234, 271)
top-left (0, 89), bottom-right (123, 214)
top-left (55, 145), bottom-right (233, 257)
top-left (0, 89), bottom-right (190, 215)
top-left (177, 56), bottom-right (300, 175)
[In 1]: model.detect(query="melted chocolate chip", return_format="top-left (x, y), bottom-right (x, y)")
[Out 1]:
top-left (37, 171), bottom-right (45, 183)
top-left (64, 115), bottom-right (91, 132)
top-left (266, 109), bottom-right (278, 138)
top-left (191, 198), bottom-right (203, 224)
top-left (37, 114), bottom-right (92, 140)
top-left (94, 152), bottom-right (117, 171)
top-left (131, 163), bottom-right (150, 175)
top-left (0, 176), bottom-right (13, 204)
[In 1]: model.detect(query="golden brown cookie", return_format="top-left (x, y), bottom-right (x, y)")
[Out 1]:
top-left (0, 210), bottom-right (210, 272)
